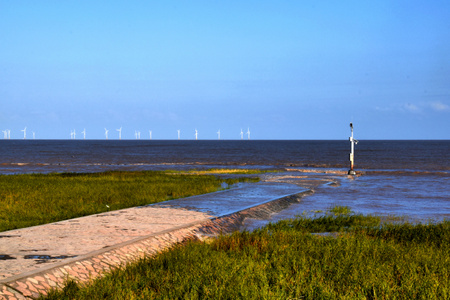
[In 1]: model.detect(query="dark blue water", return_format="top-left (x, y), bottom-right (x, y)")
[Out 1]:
top-left (1, 140), bottom-right (449, 174)
top-left (1, 140), bottom-right (449, 222)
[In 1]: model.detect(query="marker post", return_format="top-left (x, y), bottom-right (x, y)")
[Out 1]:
top-left (348, 123), bottom-right (358, 175)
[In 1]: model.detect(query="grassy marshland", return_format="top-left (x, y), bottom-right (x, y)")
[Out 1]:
top-left (0, 170), bottom-right (259, 232)
top-left (43, 207), bottom-right (449, 300)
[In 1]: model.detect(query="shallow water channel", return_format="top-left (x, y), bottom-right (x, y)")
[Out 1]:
top-left (242, 171), bottom-right (450, 231)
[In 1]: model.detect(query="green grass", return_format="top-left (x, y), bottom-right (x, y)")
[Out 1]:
top-left (0, 170), bottom-right (259, 232)
top-left (42, 207), bottom-right (450, 300)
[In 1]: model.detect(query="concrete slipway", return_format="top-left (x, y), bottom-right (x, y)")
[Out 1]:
top-left (0, 175), bottom-right (331, 299)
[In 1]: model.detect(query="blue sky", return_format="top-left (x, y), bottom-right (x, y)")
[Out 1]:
top-left (1, 1), bottom-right (449, 140)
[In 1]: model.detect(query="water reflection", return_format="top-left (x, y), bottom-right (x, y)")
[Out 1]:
top-left (243, 172), bottom-right (450, 231)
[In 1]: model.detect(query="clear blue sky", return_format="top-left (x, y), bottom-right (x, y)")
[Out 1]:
top-left (1, 1), bottom-right (449, 140)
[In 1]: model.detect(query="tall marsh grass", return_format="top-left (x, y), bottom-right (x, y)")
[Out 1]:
top-left (0, 171), bottom-right (258, 232)
top-left (43, 207), bottom-right (449, 299)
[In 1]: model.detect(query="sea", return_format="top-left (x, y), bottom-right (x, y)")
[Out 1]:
top-left (1, 140), bottom-right (449, 223)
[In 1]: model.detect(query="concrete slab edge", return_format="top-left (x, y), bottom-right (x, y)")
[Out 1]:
top-left (0, 189), bottom-right (309, 300)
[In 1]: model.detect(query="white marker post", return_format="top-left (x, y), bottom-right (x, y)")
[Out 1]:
top-left (348, 123), bottom-right (359, 175)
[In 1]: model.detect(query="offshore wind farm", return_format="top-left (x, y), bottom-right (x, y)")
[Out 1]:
top-left (0, 127), bottom-right (254, 140)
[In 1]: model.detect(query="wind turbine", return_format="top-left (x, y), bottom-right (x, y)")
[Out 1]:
top-left (32, 132), bottom-right (35, 140)
top-left (2, 130), bottom-right (7, 139)
top-left (21, 127), bottom-right (27, 139)
top-left (135, 130), bottom-right (141, 139)
top-left (217, 129), bottom-right (221, 140)
top-left (149, 130), bottom-right (152, 140)
top-left (104, 128), bottom-right (109, 140)
top-left (72, 129), bottom-right (76, 139)
top-left (240, 129), bottom-right (244, 140)
top-left (247, 128), bottom-right (250, 140)
top-left (177, 130), bottom-right (181, 140)
top-left (195, 129), bottom-right (198, 140)
top-left (7, 130), bottom-right (10, 139)
top-left (117, 127), bottom-right (122, 140)
top-left (81, 128), bottom-right (86, 140)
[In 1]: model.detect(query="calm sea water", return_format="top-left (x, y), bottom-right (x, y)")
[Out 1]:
top-left (1, 140), bottom-right (449, 222)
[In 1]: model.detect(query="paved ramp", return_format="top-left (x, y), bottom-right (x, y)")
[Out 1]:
top-left (0, 182), bottom-right (306, 299)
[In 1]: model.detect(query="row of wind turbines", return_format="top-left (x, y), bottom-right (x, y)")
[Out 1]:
top-left (100, 127), bottom-right (251, 140)
top-left (2, 127), bottom-right (36, 140)
top-left (2, 127), bottom-right (252, 140)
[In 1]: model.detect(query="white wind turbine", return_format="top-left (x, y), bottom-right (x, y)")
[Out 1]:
top-left (72, 129), bottom-right (76, 139)
top-left (104, 128), bottom-right (109, 140)
top-left (149, 130), bottom-right (152, 140)
top-left (217, 129), bottom-right (221, 140)
top-left (117, 127), bottom-right (122, 140)
top-left (7, 129), bottom-right (10, 139)
top-left (247, 128), bottom-right (250, 140)
top-left (81, 128), bottom-right (86, 140)
top-left (240, 129), bottom-right (244, 140)
top-left (32, 132), bottom-right (35, 140)
top-left (21, 127), bottom-right (27, 139)
top-left (2, 130), bottom-right (7, 139)
top-left (138, 131), bottom-right (141, 139)
top-left (195, 129), bottom-right (198, 140)
top-left (177, 130), bottom-right (181, 140)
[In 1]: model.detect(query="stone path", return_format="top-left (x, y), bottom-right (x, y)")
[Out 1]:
top-left (0, 181), bottom-right (307, 299)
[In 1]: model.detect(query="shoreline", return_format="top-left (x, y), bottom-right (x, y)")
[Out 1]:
top-left (0, 170), bottom-right (448, 298)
